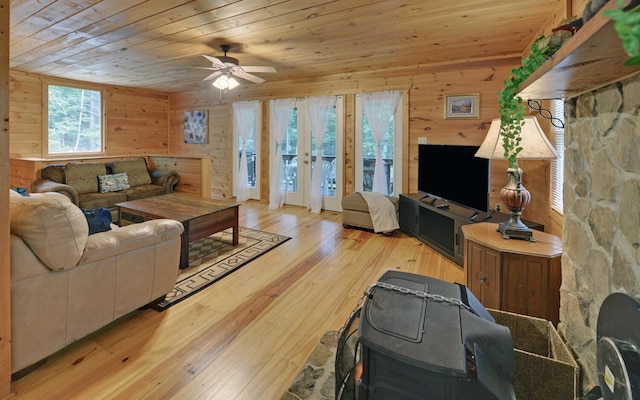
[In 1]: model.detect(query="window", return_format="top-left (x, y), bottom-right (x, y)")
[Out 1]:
top-left (46, 84), bottom-right (103, 155)
top-left (355, 91), bottom-right (403, 195)
top-left (551, 99), bottom-right (565, 214)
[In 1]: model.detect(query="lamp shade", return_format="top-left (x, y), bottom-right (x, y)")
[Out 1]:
top-left (475, 117), bottom-right (558, 160)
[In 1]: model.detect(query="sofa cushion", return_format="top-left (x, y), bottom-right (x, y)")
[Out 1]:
top-left (9, 192), bottom-right (88, 271)
top-left (78, 191), bottom-right (128, 210)
top-left (65, 162), bottom-right (107, 194)
top-left (110, 158), bottom-right (152, 187)
top-left (98, 172), bottom-right (130, 193)
top-left (120, 184), bottom-right (166, 201)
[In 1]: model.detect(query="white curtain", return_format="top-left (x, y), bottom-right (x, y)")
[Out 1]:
top-left (362, 91), bottom-right (401, 195)
top-left (233, 100), bottom-right (260, 202)
top-left (268, 98), bottom-right (296, 209)
top-left (305, 96), bottom-right (336, 213)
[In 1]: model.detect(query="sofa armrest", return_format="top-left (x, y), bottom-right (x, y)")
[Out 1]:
top-left (30, 179), bottom-right (80, 205)
top-left (79, 219), bottom-right (184, 265)
top-left (149, 169), bottom-right (179, 193)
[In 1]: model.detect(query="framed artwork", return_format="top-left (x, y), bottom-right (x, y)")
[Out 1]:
top-left (184, 110), bottom-right (208, 144)
top-left (444, 94), bottom-right (480, 119)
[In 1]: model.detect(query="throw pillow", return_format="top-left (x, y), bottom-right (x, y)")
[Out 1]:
top-left (11, 187), bottom-right (30, 196)
top-left (98, 172), bottom-right (130, 193)
top-left (82, 208), bottom-right (113, 235)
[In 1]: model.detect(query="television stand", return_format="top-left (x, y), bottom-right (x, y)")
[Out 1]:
top-left (399, 193), bottom-right (543, 266)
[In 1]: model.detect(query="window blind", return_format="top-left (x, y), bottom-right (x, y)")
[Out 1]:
top-left (551, 100), bottom-right (565, 214)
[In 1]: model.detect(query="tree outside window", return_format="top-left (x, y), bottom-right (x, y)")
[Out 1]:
top-left (362, 113), bottom-right (394, 159)
top-left (47, 85), bottom-right (102, 154)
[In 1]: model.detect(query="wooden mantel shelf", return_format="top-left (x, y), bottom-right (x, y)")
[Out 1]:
top-left (518, 0), bottom-right (640, 100)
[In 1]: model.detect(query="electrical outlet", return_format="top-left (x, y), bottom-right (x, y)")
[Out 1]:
top-left (495, 203), bottom-right (502, 212)
top-left (418, 137), bottom-right (427, 145)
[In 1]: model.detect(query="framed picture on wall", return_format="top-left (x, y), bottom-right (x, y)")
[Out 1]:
top-left (184, 110), bottom-right (208, 144)
top-left (444, 94), bottom-right (480, 119)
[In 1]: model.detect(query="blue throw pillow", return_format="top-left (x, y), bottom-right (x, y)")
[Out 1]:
top-left (11, 187), bottom-right (30, 196)
top-left (82, 208), bottom-right (113, 235)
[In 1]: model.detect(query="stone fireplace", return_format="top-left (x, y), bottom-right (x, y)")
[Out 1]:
top-left (560, 73), bottom-right (640, 392)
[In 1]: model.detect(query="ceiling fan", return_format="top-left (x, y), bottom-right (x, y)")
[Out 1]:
top-left (200, 45), bottom-right (277, 89)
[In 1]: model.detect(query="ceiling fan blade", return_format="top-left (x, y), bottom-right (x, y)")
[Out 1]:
top-left (202, 71), bottom-right (223, 81)
top-left (202, 55), bottom-right (227, 69)
top-left (232, 70), bottom-right (265, 84)
top-left (241, 65), bottom-right (277, 73)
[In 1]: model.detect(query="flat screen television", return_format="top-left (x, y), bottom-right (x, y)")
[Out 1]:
top-left (418, 144), bottom-right (490, 213)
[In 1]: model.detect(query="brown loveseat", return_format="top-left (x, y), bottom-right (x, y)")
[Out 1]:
top-left (9, 189), bottom-right (184, 374)
top-left (30, 157), bottom-right (179, 215)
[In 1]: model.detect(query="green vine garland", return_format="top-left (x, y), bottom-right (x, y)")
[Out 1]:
top-left (498, 35), bottom-right (555, 170)
top-left (604, 0), bottom-right (640, 66)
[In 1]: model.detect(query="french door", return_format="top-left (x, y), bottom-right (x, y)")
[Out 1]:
top-left (232, 100), bottom-right (261, 200)
top-left (276, 96), bottom-right (343, 211)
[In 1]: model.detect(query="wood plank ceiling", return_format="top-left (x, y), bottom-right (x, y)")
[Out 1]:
top-left (9, 0), bottom-right (560, 93)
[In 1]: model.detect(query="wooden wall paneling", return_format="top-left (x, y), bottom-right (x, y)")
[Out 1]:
top-left (548, 209), bottom-right (564, 238)
top-left (9, 71), bottom-right (42, 158)
top-left (148, 155), bottom-right (212, 197)
top-left (572, 0), bottom-right (590, 17)
top-left (1, 0), bottom-right (12, 395)
top-left (521, 0), bottom-right (589, 63)
top-left (524, 0), bottom-right (569, 53)
top-left (400, 90), bottom-right (410, 194)
top-left (208, 105), bottom-right (232, 199)
top-left (259, 101), bottom-right (269, 200)
top-left (343, 94), bottom-right (355, 195)
top-left (521, 159), bottom-right (553, 229)
top-left (489, 159), bottom-right (509, 211)
top-left (9, 157), bottom-right (38, 188)
top-left (105, 87), bottom-right (170, 155)
top-left (408, 67), bottom-right (507, 147)
top-left (168, 98), bottom-right (233, 199)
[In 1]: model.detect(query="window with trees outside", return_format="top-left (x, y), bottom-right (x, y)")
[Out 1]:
top-left (46, 84), bottom-right (103, 155)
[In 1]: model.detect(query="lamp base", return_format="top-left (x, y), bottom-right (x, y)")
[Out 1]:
top-left (498, 168), bottom-right (536, 242)
top-left (497, 222), bottom-right (535, 242)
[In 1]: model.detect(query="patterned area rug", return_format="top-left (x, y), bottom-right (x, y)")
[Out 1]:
top-left (152, 227), bottom-right (290, 311)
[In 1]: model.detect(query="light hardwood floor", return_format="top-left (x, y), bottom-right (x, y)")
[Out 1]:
top-left (10, 201), bottom-right (464, 399)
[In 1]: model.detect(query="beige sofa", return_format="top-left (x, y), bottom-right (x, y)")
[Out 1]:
top-left (30, 158), bottom-right (179, 216)
top-left (9, 189), bottom-right (184, 374)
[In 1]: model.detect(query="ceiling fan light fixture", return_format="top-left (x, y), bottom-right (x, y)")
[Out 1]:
top-left (228, 77), bottom-right (239, 89)
top-left (212, 74), bottom-right (239, 90)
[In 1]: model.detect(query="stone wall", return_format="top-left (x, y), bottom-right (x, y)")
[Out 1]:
top-left (559, 73), bottom-right (640, 391)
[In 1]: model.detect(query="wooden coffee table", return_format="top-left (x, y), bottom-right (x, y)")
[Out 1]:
top-left (116, 193), bottom-right (240, 269)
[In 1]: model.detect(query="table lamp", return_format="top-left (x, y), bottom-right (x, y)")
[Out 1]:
top-left (475, 116), bottom-right (558, 241)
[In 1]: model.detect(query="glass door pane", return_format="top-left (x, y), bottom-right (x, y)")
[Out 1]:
top-left (282, 108), bottom-right (298, 193)
top-left (311, 108), bottom-right (337, 197)
top-left (361, 113), bottom-right (394, 194)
